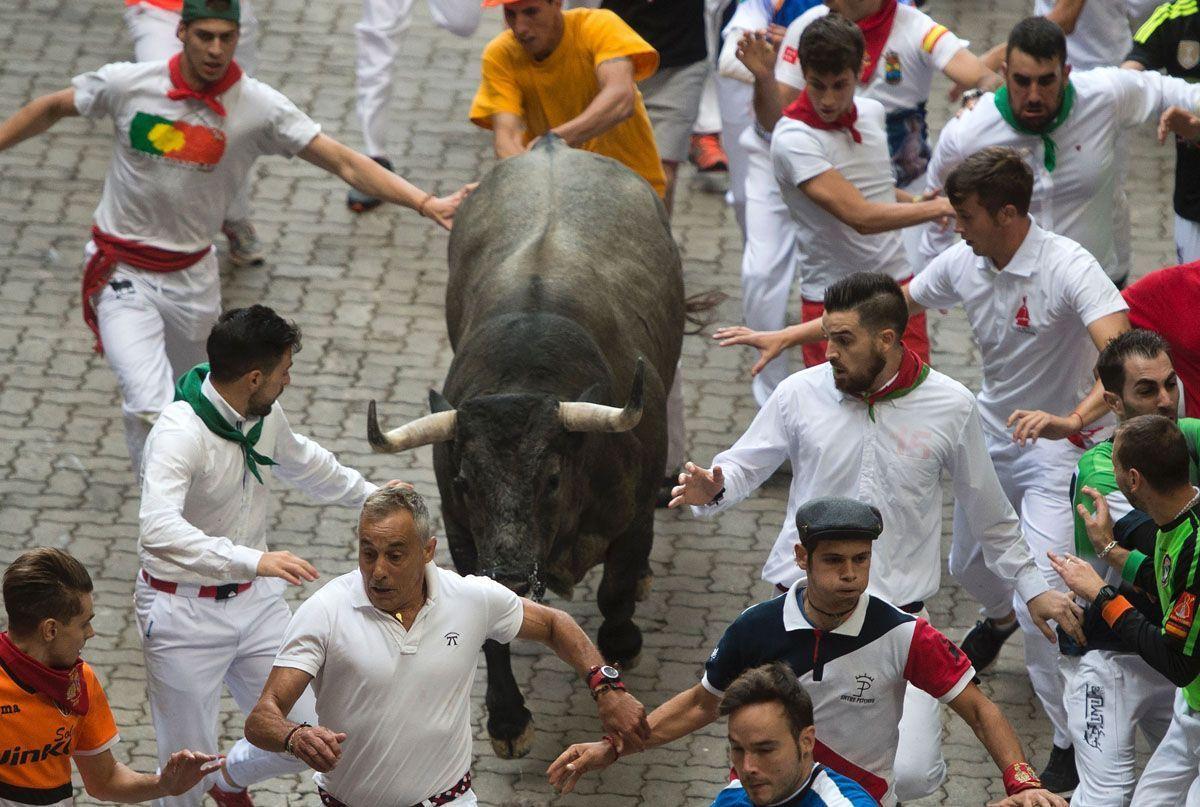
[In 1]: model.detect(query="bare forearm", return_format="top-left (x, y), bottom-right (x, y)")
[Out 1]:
top-left (494, 131), bottom-right (526, 159)
top-left (553, 86), bottom-right (634, 147)
top-left (339, 149), bottom-right (426, 210)
top-left (1073, 379), bottom-right (1109, 429)
top-left (848, 199), bottom-right (948, 234)
top-left (641, 687), bottom-right (720, 750)
top-left (0, 91), bottom-right (75, 151)
top-left (751, 71), bottom-right (784, 132)
top-left (245, 699), bottom-right (300, 753)
top-left (964, 699), bottom-right (1027, 772)
top-left (543, 609), bottom-right (605, 674)
top-left (85, 765), bottom-right (167, 804)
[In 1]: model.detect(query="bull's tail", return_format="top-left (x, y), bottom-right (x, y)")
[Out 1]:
top-left (684, 289), bottom-right (727, 334)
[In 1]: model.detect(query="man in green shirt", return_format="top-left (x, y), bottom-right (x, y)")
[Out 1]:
top-left (1063, 329), bottom-right (1200, 804)
top-left (1053, 414), bottom-right (1200, 805)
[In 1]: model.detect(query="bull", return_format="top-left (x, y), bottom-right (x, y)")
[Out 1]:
top-left (367, 136), bottom-right (684, 758)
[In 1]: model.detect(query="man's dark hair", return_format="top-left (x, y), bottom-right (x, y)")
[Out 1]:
top-left (1114, 415), bottom-right (1191, 492)
top-left (798, 14), bottom-right (865, 77)
top-left (1096, 329), bottom-right (1171, 394)
top-left (3, 548), bottom-right (94, 636)
top-left (945, 146), bottom-right (1034, 217)
top-left (1006, 16), bottom-right (1067, 65)
top-left (823, 273), bottom-right (908, 338)
top-left (207, 305), bottom-right (302, 383)
top-left (718, 662), bottom-right (815, 741)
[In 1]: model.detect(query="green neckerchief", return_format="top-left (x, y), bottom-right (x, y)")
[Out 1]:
top-left (174, 363), bottom-right (276, 484)
top-left (994, 81), bottom-right (1076, 172)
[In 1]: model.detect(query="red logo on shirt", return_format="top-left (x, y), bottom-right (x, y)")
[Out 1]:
top-left (782, 46), bottom-right (798, 64)
top-left (1167, 591), bottom-right (1196, 641)
top-left (1013, 296), bottom-right (1036, 334)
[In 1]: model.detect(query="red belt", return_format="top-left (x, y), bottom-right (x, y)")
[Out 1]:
top-left (318, 772), bottom-right (471, 807)
top-left (141, 570), bottom-right (252, 601)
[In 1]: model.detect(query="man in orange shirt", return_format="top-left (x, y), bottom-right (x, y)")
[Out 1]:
top-left (469, 0), bottom-right (668, 200)
top-left (0, 548), bottom-right (216, 806)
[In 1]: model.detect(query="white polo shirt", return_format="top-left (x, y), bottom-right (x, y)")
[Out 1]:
top-left (702, 587), bottom-right (976, 806)
top-left (920, 68), bottom-right (1200, 282)
top-left (908, 220), bottom-right (1128, 441)
top-left (772, 98), bottom-right (907, 298)
top-left (693, 362), bottom-right (1048, 606)
top-left (774, 4), bottom-right (968, 113)
top-left (274, 564), bottom-right (524, 806)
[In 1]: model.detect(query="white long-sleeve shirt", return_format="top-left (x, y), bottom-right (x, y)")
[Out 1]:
top-left (693, 363), bottom-right (1048, 606)
top-left (139, 376), bottom-right (376, 585)
top-left (920, 67), bottom-right (1200, 282)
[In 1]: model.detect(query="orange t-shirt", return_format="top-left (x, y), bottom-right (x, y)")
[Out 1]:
top-left (470, 8), bottom-right (667, 197)
top-left (0, 661), bottom-right (119, 806)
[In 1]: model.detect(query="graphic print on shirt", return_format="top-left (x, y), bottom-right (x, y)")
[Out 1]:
top-left (841, 673), bottom-right (876, 704)
top-left (129, 111), bottom-right (226, 169)
top-left (1167, 591), bottom-right (1197, 641)
top-left (1013, 295), bottom-right (1035, 334)
top-left (883, 50), bottom-right (902, 84)
top-left (1179, 39), bottom-right (1200, 70)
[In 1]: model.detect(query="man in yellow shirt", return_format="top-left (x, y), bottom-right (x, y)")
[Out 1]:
top-left (469, 0), bottom-right (668, 200)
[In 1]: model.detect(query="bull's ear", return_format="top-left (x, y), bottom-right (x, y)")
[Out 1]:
top-left (576, 383), bottom-right (605, 404)
top-left (429, 389), bottom-right (454, 413)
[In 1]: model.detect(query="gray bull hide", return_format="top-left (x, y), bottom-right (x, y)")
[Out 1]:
top-left (367, 136), bottom-right (684, 758)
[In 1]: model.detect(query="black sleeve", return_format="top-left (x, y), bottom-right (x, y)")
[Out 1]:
top-left (704, 618), bottom-right (749, 693)
top-left (1128, 551), bottom-right (1159, 595)
top-left (1127, 12), bottom-right (1173, 69)
top-left (1110, 607), bottom-right (1200, 688)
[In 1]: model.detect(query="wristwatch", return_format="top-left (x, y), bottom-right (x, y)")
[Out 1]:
top-left (1093, 584), bottom-right (1119, 610)
top-left (587, 665), bottom-right (626, 699)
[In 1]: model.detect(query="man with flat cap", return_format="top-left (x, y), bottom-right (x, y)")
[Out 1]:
top-left (548, 497), bottom-right (1067, 807)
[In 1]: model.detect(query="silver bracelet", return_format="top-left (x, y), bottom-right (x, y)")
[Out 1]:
top-left (1096, 540), bottom-right (1118, 559)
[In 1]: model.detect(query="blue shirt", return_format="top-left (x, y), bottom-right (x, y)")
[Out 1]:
top-left (710, 765), bottom-right (878, 807)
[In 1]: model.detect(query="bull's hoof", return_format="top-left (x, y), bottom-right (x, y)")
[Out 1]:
top-left (634, 573), bottom-right (653, 602)
top-left (489, 718), bottom-right (535, 759)
top-left (598, 620), bottom-right (643, 670)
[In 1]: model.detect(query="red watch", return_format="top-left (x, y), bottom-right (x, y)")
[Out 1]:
top-left (587, 664), bottom-right (626, 698)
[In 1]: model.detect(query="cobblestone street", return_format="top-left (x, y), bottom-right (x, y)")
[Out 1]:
top-left (0, 0), bottom-right (1181, 803)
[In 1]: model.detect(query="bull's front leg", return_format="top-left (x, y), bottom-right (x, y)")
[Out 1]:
top-left (597, 512), bottom-right (653, 669)
top-left (482, 638), bottom-right (535, 759)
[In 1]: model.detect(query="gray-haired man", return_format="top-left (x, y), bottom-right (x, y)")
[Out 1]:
top-left (245, 486), bottom-right (651, 807)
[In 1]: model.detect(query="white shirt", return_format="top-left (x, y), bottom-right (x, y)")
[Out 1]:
top-left (920, 68), bottom-right (1200, 282)
top-left (1033, 0), bottom-right (1132, 70)
top-left (692, 362), bottom-right (1048, 605)
top-left (701, 588), bottom-right (976, 806)
top-left (772, 97), bottom-right (907, 297)
top-left (138, 376), bottom-right (375, 585)
top-left (274, 565), bottom-right (524, 807)
top-left (72, 60), bottom-right (321, 252)
top-left (775, 4), bottom-right (968, 113)
top-left (908, 220), bottom-right (1128, 440)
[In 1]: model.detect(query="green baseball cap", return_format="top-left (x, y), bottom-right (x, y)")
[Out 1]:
top-left (181, 0), bottom-right (241, 23)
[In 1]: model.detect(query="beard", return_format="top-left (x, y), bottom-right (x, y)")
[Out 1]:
top-left (831, 349), bottom-right (888, 395)
top-left (246, 390), bottom-right (277, 418)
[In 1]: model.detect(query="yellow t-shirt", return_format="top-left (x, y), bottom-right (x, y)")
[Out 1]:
top-left (470, 8), bottom-right (667, 198)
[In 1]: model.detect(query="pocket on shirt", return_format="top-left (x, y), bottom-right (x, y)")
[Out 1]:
top-left (879, 451), bottom-right (942, 506)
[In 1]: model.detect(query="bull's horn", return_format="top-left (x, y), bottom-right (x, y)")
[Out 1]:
top-left (367, 400), bottom-right (457, 453)
top-left (559, 358), bottom-right (645, 433)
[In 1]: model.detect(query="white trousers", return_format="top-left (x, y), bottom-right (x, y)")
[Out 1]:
top-left (1068, 650), bottom-right (1175, 806)
top-left (715, 76), bottom-right (752, 234)
top-left (892, 609), bottom-right (947, 802)
top-left (123, 0), bottom-right (258, 222)
top-left (355, 0), bottom-right (482, 157)
top-left (949, 435), bottom-right (1082, 748)
top-left (134, 576), bottom-right (318, 807)
top-left (1131, 689), bottom-right (1200, 807)
top-left (1177, 213), bottom-right (1200, 264)
top-left (738, 128), bottom-right (798, 406)
top-left (88, 244), bottom-right (222, 476)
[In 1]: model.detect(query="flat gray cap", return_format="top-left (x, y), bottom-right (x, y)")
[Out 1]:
top-left (794, 497), bottom-right (883, 545)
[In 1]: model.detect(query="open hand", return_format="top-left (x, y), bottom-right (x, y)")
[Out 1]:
top-left (1048, 552), bottom-right (1106, 605)
top-left (736, 30), bottom-right (778, 79)
top-left (547, 740), bottom-right (618, 794)
top-left (423, 183), bottom-right (478, 231)
top-left (1006, 410), bottom-right (1076, 446)
top-left (713, 326), bottom-right (789, 376)
top-left (1075, 486), bottom-right (1116, 556)
top-left (669, 462), bottom-right (724, 508)
top-left (1158, 105), bottom-right (1200, 145)
top-left (257, 551), bottom-right (319, 586)
top-left (157, 750), bottom-right (223, 796)
top-left (1026, 588), bottom-right (1085, 645)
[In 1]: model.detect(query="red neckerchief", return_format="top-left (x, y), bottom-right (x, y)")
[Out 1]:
top-left (857, 0), bottom-right (898, 85)
top-left (855, 347), bottom-right (929, 420)
top-left (782, 89), bottom-right (862, 143)
top-left (167, 53), bottom-right (243, 117)
top-left (0, 632), bottom-right (89, 716)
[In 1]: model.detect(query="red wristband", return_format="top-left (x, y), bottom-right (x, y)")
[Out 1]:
top-left (1003, 761), bottom-right (1042, 795)
top-left (602, 735), bottom-right (621, 759)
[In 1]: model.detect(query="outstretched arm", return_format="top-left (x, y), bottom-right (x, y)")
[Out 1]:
top-left (298, 133), bottom-right (473, 229)
top-left (801, 169), bottom-right (954, 235)
top-left (0, 88), bottom-right (78, 152)
top-left (74, 748), bottom-right (220, 804)
top-left (552, 57), bottom-right (638, 147)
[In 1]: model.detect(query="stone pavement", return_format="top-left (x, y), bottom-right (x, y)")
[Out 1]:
top-left (0, 0), bottom-right (1181, 804)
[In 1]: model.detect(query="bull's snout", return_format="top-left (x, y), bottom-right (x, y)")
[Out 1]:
top-left (481, 561), bottom-right (545, 601)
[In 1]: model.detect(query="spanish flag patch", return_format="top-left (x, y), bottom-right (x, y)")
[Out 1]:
top-left (1166, 591), bottom-right (1197, 641)
top-left (922, 24), bottom-right (949, 54)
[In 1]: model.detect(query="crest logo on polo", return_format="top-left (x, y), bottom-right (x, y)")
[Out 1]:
top-left (129, 112), bottom-right (226, 170)
top-left (444, 632), bottom-right (460, 646)
top-left (1177, 40), bottom-right (1199, 71)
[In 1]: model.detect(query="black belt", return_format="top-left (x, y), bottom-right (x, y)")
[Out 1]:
top-left (318, 772), bottom-right (471, 807)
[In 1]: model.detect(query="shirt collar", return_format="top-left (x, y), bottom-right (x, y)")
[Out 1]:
top-left (781, 583), bottom-right (870, 636)
top-left (766, 765), bottom-right (824, 806)
top-left (351, 562), bottom-right (441, 612)
top-left (976, 216), bottom-right (1043, 278)
top-left (201, 374), bottom-right (257, 433)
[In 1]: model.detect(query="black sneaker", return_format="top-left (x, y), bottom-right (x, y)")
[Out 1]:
top-left (959, 616), bottom-right (1019, 671)
top-left (347, 156), bottom-right (393, 213)
top-left (1039, 744), bottom-right (1079, 793)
